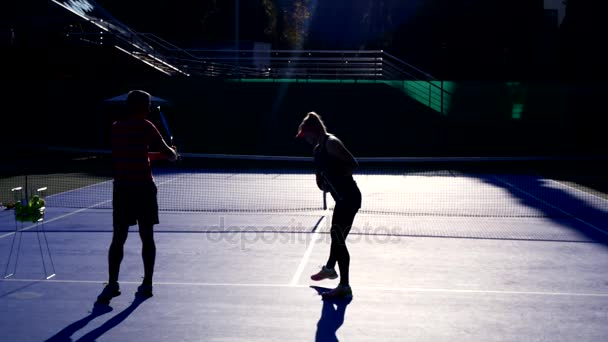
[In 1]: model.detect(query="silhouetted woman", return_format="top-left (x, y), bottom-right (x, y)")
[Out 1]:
top-left (296, 112), bottom-right (361, 298)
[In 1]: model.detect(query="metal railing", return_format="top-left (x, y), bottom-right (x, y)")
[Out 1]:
top-left (142, 41), bottom-right (451, 114)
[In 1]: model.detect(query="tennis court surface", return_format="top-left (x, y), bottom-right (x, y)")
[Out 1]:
top-left (1, 152), bottom-right (608, 341)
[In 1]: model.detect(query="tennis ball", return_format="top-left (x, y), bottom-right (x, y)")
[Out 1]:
top-left (28, 196), bottom-right (45, 211)
top-left (29, 195), bottom-right (39, 206)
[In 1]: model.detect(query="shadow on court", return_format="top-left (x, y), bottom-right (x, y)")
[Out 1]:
top-left (0, 281), bottom-right (38, 299)
top-left (482, 174), bottom-right (608, 245)
top-left (310, 286), bottom-right (352, 342)
top-left (45, 296), bottom-right (149, 342)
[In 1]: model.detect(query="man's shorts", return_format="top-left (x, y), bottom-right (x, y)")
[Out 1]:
top-left (113, 181), bottom-right (159, 227)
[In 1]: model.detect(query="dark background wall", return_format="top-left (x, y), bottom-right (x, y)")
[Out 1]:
top-left (1, 0), bottom-right (606, 158)
top-left (3, 72), bottom-right (605, 157)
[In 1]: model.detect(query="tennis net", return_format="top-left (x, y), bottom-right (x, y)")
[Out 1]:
top-left (1, 148), bottom-right (607, 219)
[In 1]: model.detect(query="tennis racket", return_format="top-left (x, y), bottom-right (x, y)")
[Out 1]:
top-left (156, 105), bottom-right (180, 161)
top-left (157, 105), bottom-right (173, 146)
top-left (320, 172), bottom-right (342, 209)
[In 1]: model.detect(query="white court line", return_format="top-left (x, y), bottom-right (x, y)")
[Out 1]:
top-left (0, 175), bottom-right (186, 240)
top-left (289, 215), bottom-right (327, 286)
top-left (154, 173), bottom-right (187, 185)
top-left (2, 278), bottom-right (608, 298)
top-left (43, 179), bottom-right (113, 199)
top-left (492, 176), bottom-right (608, 237)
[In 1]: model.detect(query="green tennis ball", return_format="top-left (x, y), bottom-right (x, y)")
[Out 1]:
top-left (13, 198), bottom-right (45, 222)
top-left (29, 196), bottom-right (44, 210)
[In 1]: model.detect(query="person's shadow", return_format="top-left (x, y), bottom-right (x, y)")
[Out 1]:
top-left (45, 295), bottom-right (149, 342)
top-left (310, 286), bottom-right (353, 342)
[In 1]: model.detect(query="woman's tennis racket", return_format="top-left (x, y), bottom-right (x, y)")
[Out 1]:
top-left (321, 172), bottom-right (342, 210)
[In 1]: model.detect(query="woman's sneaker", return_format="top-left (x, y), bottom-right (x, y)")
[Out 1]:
top-left (310, 266), bottom-right (338, 281)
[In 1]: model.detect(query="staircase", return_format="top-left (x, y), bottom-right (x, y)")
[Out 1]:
top-left (51, 0), bottom-right (188, 76)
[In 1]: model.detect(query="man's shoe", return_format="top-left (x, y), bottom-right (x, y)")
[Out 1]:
top-left (96, 282), bottom-right (121, 304)
top-left (136, 283), bottom-right (153, 298)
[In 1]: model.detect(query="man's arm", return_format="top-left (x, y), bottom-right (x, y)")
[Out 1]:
top-left (145, 120), bottom-right (178, 162)
top-left (149, 141), bottom-right (177, 161)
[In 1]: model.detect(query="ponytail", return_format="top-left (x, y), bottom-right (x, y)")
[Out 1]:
top-left (301, 111), bottom-right (327, 134)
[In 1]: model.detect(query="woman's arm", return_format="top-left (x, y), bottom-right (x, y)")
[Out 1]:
top-left (326, 136), bottom-right (358, 174)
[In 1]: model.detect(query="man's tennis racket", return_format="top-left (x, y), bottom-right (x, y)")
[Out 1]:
top-left (157, 105), bottom-right (173, 146)
top-left (156, 105), bottom-right (180, 161)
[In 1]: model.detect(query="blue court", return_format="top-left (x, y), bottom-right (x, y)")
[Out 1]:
top-left (1, 166), bottom-right (608, 341)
